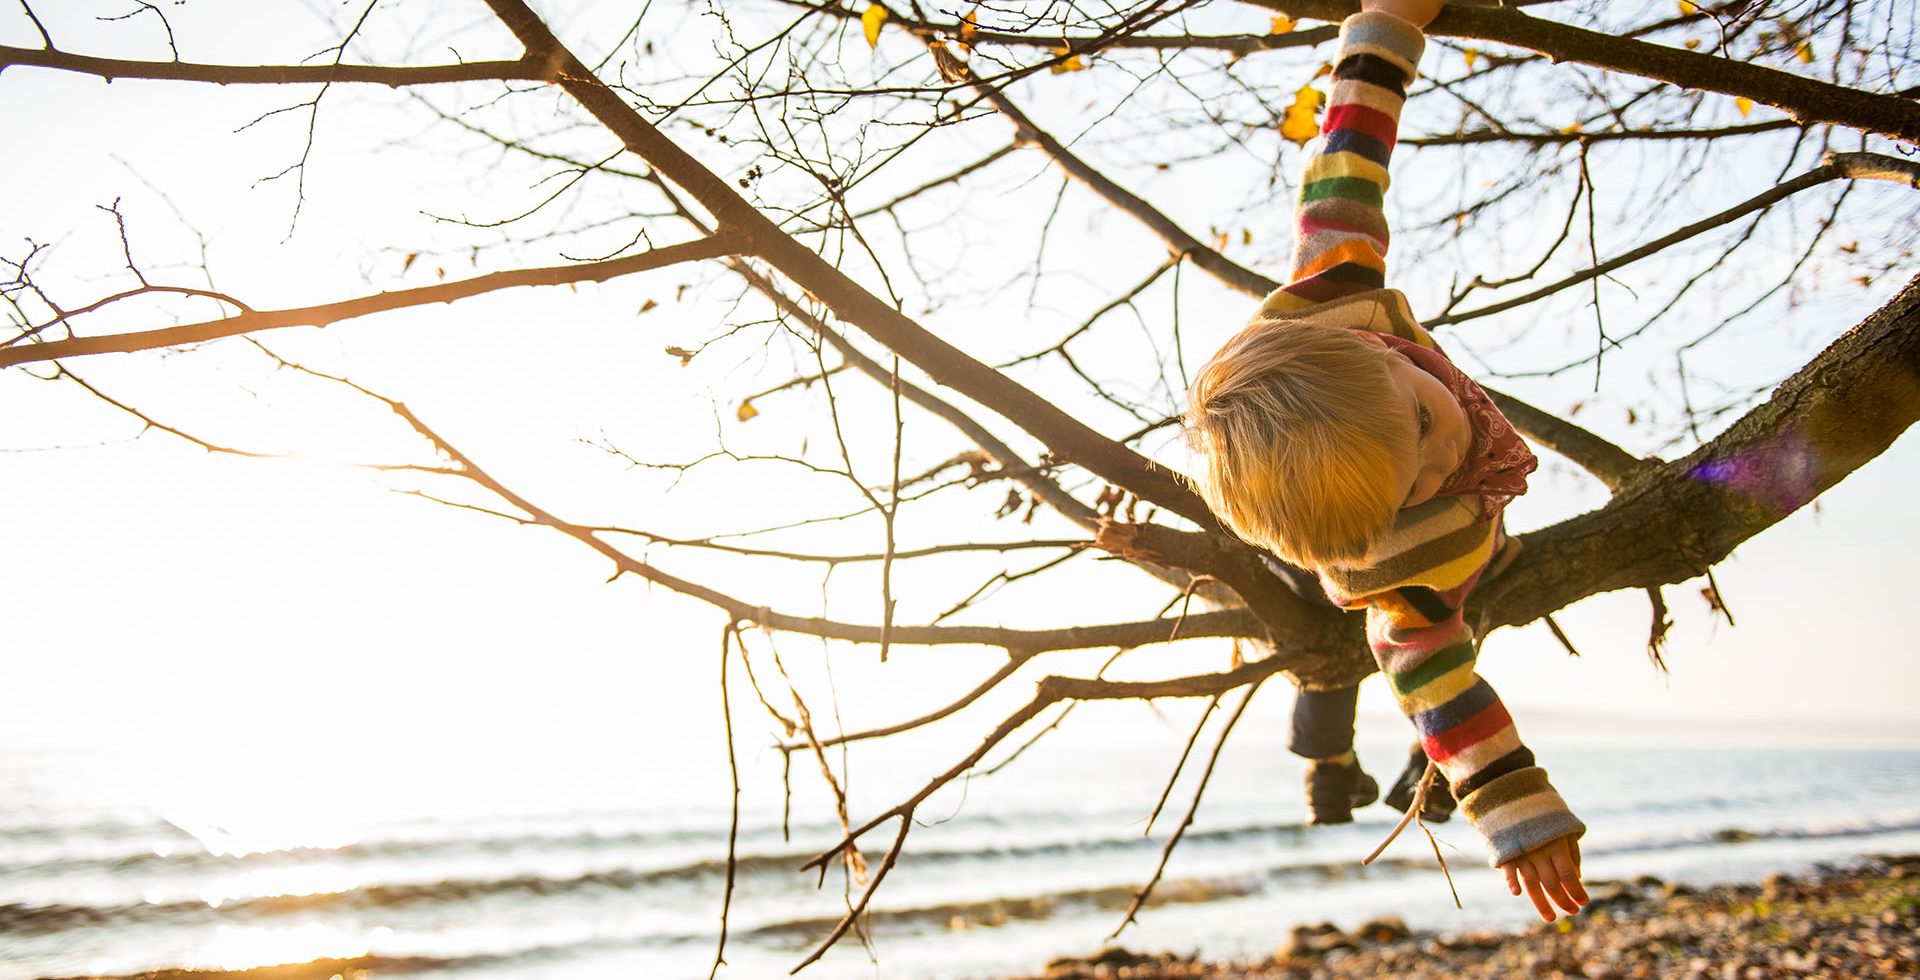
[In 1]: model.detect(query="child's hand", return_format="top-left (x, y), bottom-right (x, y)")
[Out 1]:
top-left (1360, 0), bottom-right (1445, 28)
top-left (1500, 834), bottom-right (1589, 922)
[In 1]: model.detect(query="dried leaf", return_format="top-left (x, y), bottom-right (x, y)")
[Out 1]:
top-left (638, 299), bottom-right (659, 314)
top-left (1794, 40), bottom-right (1813, 63)
top-left (1463, 47), bottom-right (1478, 70)
top-left (1560, 121), bottom-right (1583, 135)
top-left (1241, 229), bottom-right (1253, 246)
top-left (995, 487), bottom-right (1024, 519)
top-left (862, 4), bottom-right (888, 49)
top-left (1678, 0), bottom-right (1698, 13)
top-left (1735, 96), bottom-right (1754, 117)
top-left (929, 40), bottom-right (969, 82)
top-left (1279, 81), bottom-right (1324, 146)
top-left (1685, 38), bottom-right (1701, 49)
top-left (1050, 46), bottom-right (1085, 73)
top-left (1270, 14), bottom-right (1295, 34)
top-left (958, 10), bottom-right (978, 51)
top-left (665, 345), bottom-right (697, 366)
top-left (1626, 406), bottom-right (1638, 425)
top-left (736, 400), bottom-right (759, 422)
top-left (402, 252), bottom-right (418, 272)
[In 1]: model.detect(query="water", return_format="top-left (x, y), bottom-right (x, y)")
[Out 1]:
top-left (3, 726), bottom-right (1917, 980)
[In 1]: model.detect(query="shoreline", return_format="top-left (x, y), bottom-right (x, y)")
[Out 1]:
top-left (1018, 853), bottom-right (1920, 979)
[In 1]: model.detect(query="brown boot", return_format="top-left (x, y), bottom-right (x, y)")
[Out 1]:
top-left (1305, 758), bottom-right (1379, 825)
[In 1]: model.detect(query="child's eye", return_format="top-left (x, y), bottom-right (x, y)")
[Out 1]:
top-left (1417, 404), bottom-right (1433, 439)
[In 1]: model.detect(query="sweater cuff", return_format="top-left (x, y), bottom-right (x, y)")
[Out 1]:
top-left (1340, 11), bottom-right (1428, 82)
top-left (1456, 765), bottom-right (1587, 867)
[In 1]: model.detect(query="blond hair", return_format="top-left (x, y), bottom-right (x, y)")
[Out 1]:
top-left (1186, 322), bottom-right (1409, 569)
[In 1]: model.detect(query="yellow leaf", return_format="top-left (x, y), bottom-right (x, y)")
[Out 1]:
top-left (1560, 121), bottom-right (1583, 135)
top-left (1050, 46), bottom-right (1085, 73)
top-left (930, 40), bottom-right (969, 82)
top-left (1794, 40), bottom-right (1813, 63)
top-left (1735, 96), bottom-right (1753, 117)
top-left (862, 4), bottom-right (888, 49)
top-left (1270, 15), bottom-right (1295, 35)
top-left (1685, 38), bottom-right (1701, 49)
top-left (1279, 81), bottom-right (1324, 146)
top-left (639, 299), bottom-right (659, 314)
top-left (958, 10), bottom-right (978, 51)
top-left (736, 400), bottom-right (760, 422)
top-left (1677, 0), bottom-right (1698, 13)
top-left (1241, 229), bottom-right (1253, 246)
top-left (402, 252), bottom-right (418, 272)
top-left (1463, 47), bottom-right (1479, 70)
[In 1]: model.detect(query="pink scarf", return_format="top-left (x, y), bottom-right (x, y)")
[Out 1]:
top-left (1374, 333), bottom-right (1537, 518)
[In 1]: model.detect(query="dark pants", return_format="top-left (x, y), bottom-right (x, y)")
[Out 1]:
top-left (1289, 684), bottom-right (1359, 760)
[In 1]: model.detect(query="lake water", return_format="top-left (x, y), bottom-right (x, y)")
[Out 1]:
top-left (3, 719), bottom-right (1918, 980)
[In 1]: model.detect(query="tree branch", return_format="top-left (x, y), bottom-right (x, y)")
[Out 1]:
top-left (480, 0), bottom-right (1215, 528)
top-left (1251, 1), bottom-right (1920, 143)
top-left (0, 45), bottom-right (549, 85)
top-left (974, 62), bottom-right (1644, 492)
top-left (0, 235), bottom-right (739, 368)
top-left (1426, 153), bottom-right (1920, 329)
top-left (1475, 272), bottom-right (1920, 631)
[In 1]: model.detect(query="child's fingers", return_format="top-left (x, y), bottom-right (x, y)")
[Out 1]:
top-left (1551, 845), bottom-right (1589, 906)
top-left (1521, 869), bottom-right (1555, 922)
top-left (1531, 858), bottom-right (1582, 916)
top-left (1504, 863), bottom-right (1520, 896)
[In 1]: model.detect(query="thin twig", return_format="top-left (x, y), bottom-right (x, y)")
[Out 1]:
top-left (1364, 762), bottom-right (1438, 866)
top-left (709, 622), bottom-right (742, 980)
top-left (1143, 693), bottom-right (1222, 836)
top-left (1110, 676), bottom-right (1265, 938)
top-left (1542, 614), bottom-right (1581, 657)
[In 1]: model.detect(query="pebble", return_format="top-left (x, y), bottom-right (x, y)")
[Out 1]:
top-left (1004, 855), bottom-right (1920, 980)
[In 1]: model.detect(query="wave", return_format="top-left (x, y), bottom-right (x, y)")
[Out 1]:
top-left (35, 952), bottom-right (493, 980)
top-left (2, 813), bottom-right (1318, 888)
top-left (8, 814), bottom-right (1918, 939)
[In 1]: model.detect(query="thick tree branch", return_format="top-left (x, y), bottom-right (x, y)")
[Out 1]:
top-left (1252, 1), bottom-right (1920, 144)
top-left (1483, 389), bottom-right (1649, 491)
top-left (1475, 273), bottom-right (1920, 630)
top-left (0, 235), bottom-right (738, 368)
top-left (480, 0), bottom-right (1214, 530)
top-left (975, 83), bottom-right (1275, 298)
top-left (976, 70), bottom-right (1642, 491)
top-left (0, 45), bottom-right (549, 85)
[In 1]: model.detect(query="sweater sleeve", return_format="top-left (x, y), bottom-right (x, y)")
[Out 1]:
top-left (1259, 11), bottom-right (1425, 316)
top-left (1361, 559), bottom-right (1586, 866)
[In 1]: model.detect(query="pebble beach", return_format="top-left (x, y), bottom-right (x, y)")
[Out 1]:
top-left (1023, 853), bottom-right (1920, 980)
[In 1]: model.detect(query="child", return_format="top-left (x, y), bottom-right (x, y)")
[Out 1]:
top-left (1185, 0), bottom-right (1589, 922)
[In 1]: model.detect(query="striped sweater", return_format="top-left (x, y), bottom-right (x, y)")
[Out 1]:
top-left (1252, 11), bottom-right (1585, 867)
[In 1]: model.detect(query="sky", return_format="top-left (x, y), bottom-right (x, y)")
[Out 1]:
top-left (3, 0), bottom-right (1918, 828)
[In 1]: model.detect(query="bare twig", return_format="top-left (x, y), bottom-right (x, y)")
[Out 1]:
top-left (1110, 676), bottom-right (1266, 938)
top-left (0, 235), bottom-right (741, 368)
top-left (710, 622), bottom-right (743, 980)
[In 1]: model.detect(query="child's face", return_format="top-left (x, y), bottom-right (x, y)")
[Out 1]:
top-left (1384, 352), bottom-right (1469, 508)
